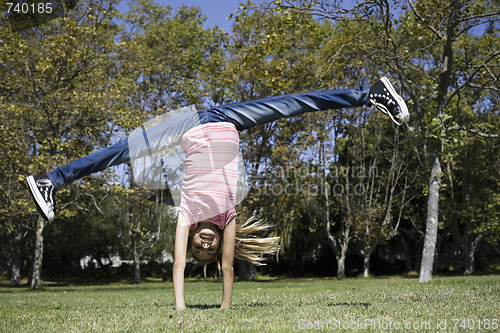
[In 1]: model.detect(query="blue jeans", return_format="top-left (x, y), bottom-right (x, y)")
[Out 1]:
top-left (47, 86), bottom-right (369, 189)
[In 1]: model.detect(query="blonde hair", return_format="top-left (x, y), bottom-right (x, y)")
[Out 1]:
top-left (234, 217), bottom-right (280, 266)
top-left (189, 217), bottom-right (280, 266)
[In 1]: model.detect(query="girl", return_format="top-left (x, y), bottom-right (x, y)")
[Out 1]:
top-left (27, 77), bottom-right (409, 310)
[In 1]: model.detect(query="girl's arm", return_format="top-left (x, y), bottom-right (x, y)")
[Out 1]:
top-left (220, 217), bottom-right (236, 310)
top-left (173, 213), bottom-right (190, 311)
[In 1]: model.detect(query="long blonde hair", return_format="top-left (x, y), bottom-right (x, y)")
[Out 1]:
top-left (189, 217), bottom-right (280, 266)
top-left (234, 217), bottom-right (280, 266)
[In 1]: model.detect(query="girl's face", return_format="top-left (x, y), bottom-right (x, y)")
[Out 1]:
top-left (190, 222), bottom-right (221, 262)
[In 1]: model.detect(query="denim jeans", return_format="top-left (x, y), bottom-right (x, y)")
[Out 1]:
top-left (47, 86), bottom-right (369, 189)
top-left (202, 86), bottom-right (369, 130)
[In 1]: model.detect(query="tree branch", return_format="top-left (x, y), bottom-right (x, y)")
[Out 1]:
top-left (458, 10), bottom-right (500, 23)
top-left (407, 0), bottom-right (445, 41)
top-left (446, 126), bottom-right (499, 138)
top-left (278, 0), bottom-right (374, 21)
top-left (446, 50), bottom-right (500, 105)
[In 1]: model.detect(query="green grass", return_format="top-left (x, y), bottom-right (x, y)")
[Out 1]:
top-left (1, 275), bottom-right (499, 332)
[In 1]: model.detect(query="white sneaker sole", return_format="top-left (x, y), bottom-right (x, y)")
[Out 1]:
top-left (27, 175), bottom-right (55, 221)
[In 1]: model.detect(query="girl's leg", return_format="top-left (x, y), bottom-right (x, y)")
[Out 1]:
top-left (203, 86), bottom-right (370, 130)
top-left (28, 110), bottom-right (200, 221)
top-left (47, 138), bottom-right (130, 189)
top-left (203, 78), bottom-right (410, 129)
top-left (27, 138), bottom-right (130, 221)
top-left (48, 110), bottom-right (200, 189)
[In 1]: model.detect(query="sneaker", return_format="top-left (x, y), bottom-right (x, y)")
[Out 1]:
top-left (26, 174), bottom-right (56, 221)
top-left (369, 77), bottom-right (410, 125)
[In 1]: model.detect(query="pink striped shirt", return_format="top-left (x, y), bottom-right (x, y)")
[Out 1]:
top-left (179, 122), bottom-right (240, 229)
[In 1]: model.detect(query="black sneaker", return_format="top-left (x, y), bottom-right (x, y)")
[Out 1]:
top-left (369, 77), bottom-right (410, 125)
top-left (26, 174), bottom-right (56, 221)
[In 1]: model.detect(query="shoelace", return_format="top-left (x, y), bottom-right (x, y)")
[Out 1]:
top-left (36, 179), bottom-right (54, 205)
top-left (36, 179), bottom-right (53, 187)
top-left (369, 98), bottom-right (403, 126)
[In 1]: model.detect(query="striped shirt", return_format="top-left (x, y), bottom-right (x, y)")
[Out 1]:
top-left (179, 122), bottom-right (240, 229)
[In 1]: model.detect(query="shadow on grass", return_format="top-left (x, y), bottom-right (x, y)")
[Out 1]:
top-left (186, 304), bottom-right (220, 310)
top-left (185, 301), bottom-right (371, 310)
top-left (330, 302), bottom-right (371, 309)
top-left (187, 302), bottom-right (269, 310)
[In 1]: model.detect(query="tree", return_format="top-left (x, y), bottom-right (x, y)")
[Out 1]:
top-left (114, 187), bottom-right (173, 284)
top-left (231, 1), bottom-right (419, 278)
top-left (227, 2), bottom-right (352, 276)
top-left (2, 0), bottom-right (498, 283)
top-left (278, 0), bottom-right (499, 280)
top-left (0, 0), bottom-right (125, 288)
top-left (116, 0), bottom-right (227, 282)
top-left (400, 0), bottom-right (499, 281)
top-left (1, 0), bottom-right (79, 31)
top-left (1, 0), bottom-right (228, 285)
top-left (345, 122), bottom-right (412, 278)
top-left (123, 0), bottom-right (226, 114)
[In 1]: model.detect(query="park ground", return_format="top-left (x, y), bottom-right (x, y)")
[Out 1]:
top-left (0, 275), bottom-right (499, 332)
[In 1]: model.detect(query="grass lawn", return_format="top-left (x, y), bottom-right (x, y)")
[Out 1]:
top-left (1, 275), bottom-right (499, 332)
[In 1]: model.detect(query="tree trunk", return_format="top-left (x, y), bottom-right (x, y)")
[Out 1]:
top-left (464, 234), bottom-right (483, 275)
top-left (336, 234), bottom-right (350, 279)
top-left (9, 229), bottom-right (22, 286)
top-left (418, 0), bottom-right (460, 283)
top-left (30, 216), bottom-right (45, 290)
top-left (419, 154), bottom-right (441, 283)
top-left (335, 187), bottom-right (353, 279)
top-left (10, 256), bottom-right (22, 286)
top-left (363, 249), bottom-right (372, 278)
top-left (321, 204), bottom-right (350, 279)
top-left (337, 254), bottom-right (346, 278)
top-left (133, 251), bottom-right (141, 284)
top-left (238, 260), bottom-right (256, 281)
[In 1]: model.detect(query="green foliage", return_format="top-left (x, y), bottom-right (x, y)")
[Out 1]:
top-left (1, 0), bottom-right (123, 259)
top-left (0, 0), bottom-right (498, 282)
top-left (223, 6), bottom-right (349, 270)
top-left (122, 0), bottom-right (226, 114)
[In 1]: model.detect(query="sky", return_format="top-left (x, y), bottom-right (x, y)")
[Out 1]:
top-left (116, 0), bottom-right (253, 31)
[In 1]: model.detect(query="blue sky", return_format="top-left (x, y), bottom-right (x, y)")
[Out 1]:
top-left (116, 0), bottom-right (255, 31)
